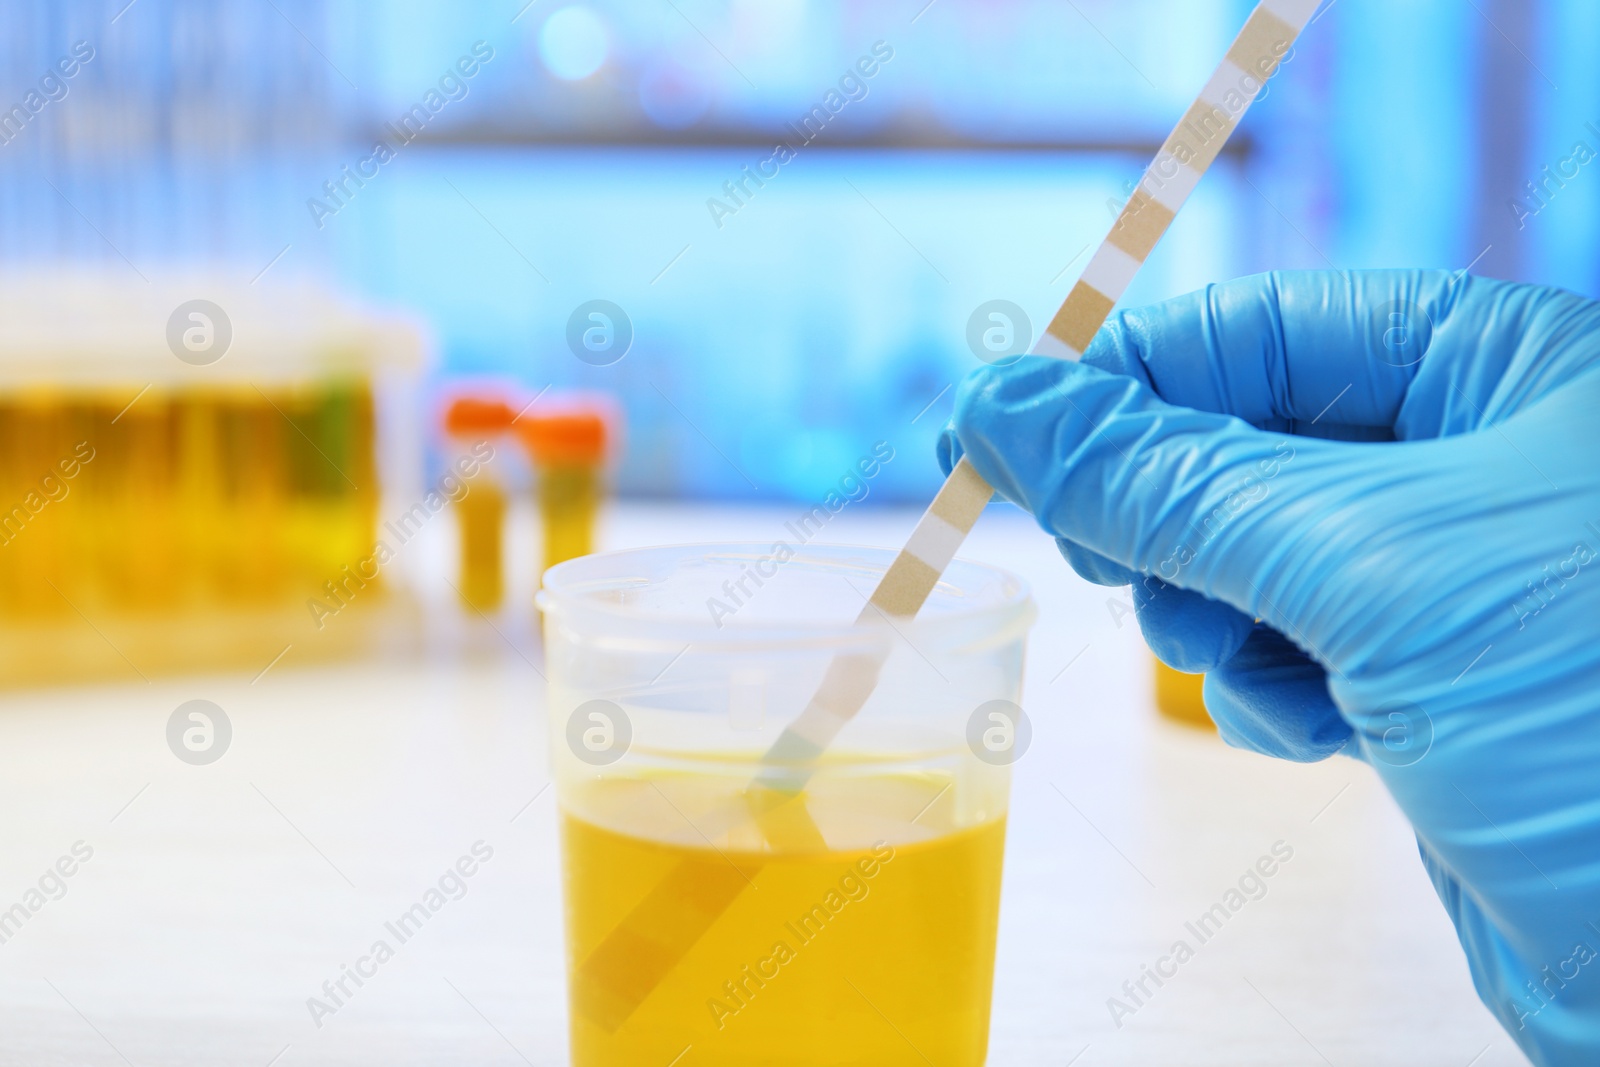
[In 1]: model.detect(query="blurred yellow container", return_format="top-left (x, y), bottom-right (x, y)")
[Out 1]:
top-left (442, 394), bottom-right (518, 614)
top-left (518, 400), bottom-right (613, 577)
top-left (0, 273), bottom-right (424, 687)
top-left (1153, 657), bottom-right (1212, 729)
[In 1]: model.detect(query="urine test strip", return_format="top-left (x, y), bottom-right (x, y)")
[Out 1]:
top-left (759, 0), bottom-right (1325, 780)
top-left (569, 789), bottom-right (824, 1034)
top-left (572, 852), bottom-right (758, 1033)
top-left (574, 0), bottom-right (1323, 1032)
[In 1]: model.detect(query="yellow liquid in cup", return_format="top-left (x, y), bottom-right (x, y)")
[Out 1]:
top-left (561, 776), bottom-right (1006, 1067)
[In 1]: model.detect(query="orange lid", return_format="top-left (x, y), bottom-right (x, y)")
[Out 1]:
top-left (443, 396), bottom-right (517, 435)
top-left (519, 409), bottom-right (608, 466)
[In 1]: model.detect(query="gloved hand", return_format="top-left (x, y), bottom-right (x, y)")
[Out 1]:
top-left (938, 270), bottom-right (1600, 1067)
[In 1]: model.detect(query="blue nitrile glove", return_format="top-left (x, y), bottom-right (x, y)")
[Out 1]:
top-left (938, 270), bottom-right (1600, 1066)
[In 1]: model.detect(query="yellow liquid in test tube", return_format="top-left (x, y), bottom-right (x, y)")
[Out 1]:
top-left (562, 776), bottom-right (1006, 1067)
top-left (99, 392), bottom-right (183, 610)
top-left (443, 396), bottom-right (520, 613)
top-left (208, 388), bottom-right (288, 603)
top-left (0, 393), bottom-right (75, 615)
top-left (519, 403), bottom-right (610, 577)
top-left (539, 464), bottom-right (598, 572)
top-left (456, 480), bottom-right (507, 612)
top-left (281, 382), bottom-right (377, 592)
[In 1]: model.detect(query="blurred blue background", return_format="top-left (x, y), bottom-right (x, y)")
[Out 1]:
top-left (4, 0), bottom-right (1597, 502)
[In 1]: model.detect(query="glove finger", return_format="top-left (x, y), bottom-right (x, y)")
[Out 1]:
top-left (1055, 541), bottom-right (1252, 671)
top-left (1203, 624), bottom-right (1351, 762)
top-left (947, 417), bottom-right (1148, 595)
top-left (1133, 577), bottom-right (1256, 673)
top-left (1072, 270), bottom-right (1421, 439)
top-left (935, 418), bottom-right (965, 479)
top-left (950, 411), bottom-right (1171, 594)
top-left (949, 354), bottom-right (1452, 650)
top-left (946, 416), bottom-right (1215, 625)
top-left (951, 412), bottom-right (1243, 673)
top-left (1054, 536), bottom-right (1139, 587)
top-left (1076, 270), bottom-right (1600, 440)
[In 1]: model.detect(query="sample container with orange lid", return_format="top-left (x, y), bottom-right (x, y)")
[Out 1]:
top-left (441, 393), bottom-right (518, 614)
top-left (517, 399), bottom-right (613, 577)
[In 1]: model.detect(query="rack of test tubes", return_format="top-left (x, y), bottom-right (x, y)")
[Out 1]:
top-left (0, 271), bottom-right (425, 687)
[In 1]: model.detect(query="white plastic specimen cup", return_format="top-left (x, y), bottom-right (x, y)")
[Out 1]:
top-left (539, 543), bottom-right (1035, 1066)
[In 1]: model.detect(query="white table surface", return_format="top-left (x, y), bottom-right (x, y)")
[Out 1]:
top-left (0, 501), bottom-right (1529, 1067)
